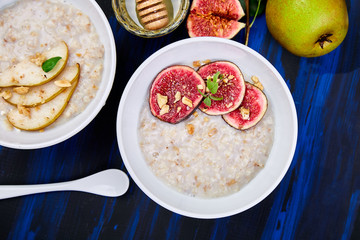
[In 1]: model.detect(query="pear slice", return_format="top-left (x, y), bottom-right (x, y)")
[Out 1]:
top-left (0, 41), bottom-right (69, 87)
top-left (7, 77), bottom-right (79, 131)
top-left (4, 64), bottom-right (80, 107)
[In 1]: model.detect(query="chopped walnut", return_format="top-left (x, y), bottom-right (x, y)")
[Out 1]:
top-left (192, 111), bottom-right (199, 117)
top-left (176, 106), bottom-right (181, 113)
top-left (192, 60), bottom-right (201, 68)
top-left (54, 80), bottom-right (72, 87)
top-left (240, 106), bottom-right (250, 120)
top-left (156, 93), bottom-right (168, 109)
top-left (174, 91), bottom-right (181, 103)
top-left (17, 105), bottom-right (31, 118)
top-left (251, 75), bottom-right (264, 90)
top-left (254, 82), bottom-right (264, 91)
top-left (203, 117), bottom-right (209, 122)
top-left (202, 59), bottom-right (211, 64)
top-left (13, 86), bottom-right (29, 95)
top-left (186, 124), bottom-right (194, 135)
top-left (228, 75), bottom-right (234, 80)
top-left (251, 75), bottom-right (259, 83)
top-left (29, 52), bottom-right (46, 66)
top-left (1, 90), bottom-right (12, 99)
top-left (182, 96), bottom-right (193, 108)
top-left (197, 84), bottom-right (204, 90)
top-left (159, 104), bottom-right (169, 115)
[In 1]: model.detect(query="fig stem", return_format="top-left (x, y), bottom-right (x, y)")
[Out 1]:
top-left (245, 0), bottom-right (250, 46)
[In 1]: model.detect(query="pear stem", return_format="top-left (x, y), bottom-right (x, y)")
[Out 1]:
top-left (316, 33), bottom-right (333, 49)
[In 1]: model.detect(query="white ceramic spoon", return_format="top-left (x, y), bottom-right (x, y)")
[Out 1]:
top-left (0, 169), bottom-right (129, 200)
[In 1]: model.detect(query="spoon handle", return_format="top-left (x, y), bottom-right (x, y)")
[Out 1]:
top-left (0, 181), bottom-right (73, 199)
top-left (0, 169), bottom-right (129, 200)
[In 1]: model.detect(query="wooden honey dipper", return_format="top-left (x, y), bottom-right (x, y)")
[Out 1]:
top-left (136, 0), bottom-right (170, 30)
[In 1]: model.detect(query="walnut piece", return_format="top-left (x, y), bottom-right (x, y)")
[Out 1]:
top-left (54, 80), bottom-right (72, 88)
top-left (186, 124), bottom-right (194, 135)
top-left (240, 106), bottom-right (250, 120)
top-left (1, 90), bottom-right (12, 99)
top-left (192, 60), bottom-right (201, 68)
top-left (29, 52), bottom-right (46, 66)
top-left (13, 87), bottom-right (29, 95)
top-left (174, 91), bottom-right (181, 103)
top-left (17, 105), bottom-right (31, 118)
top-left (251, 75), bottom-right (264, 90)
top-left (156, 93), bottom-right (168, 109)
top-left (159, 104), bottom-right (169, 115)
top-left (182, 96), bottom-right (193, 108)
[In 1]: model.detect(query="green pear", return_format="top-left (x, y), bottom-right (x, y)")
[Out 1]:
top-left (7, 77), bottom-right (78, 131)
top-left (0, 41), bottom-right (69, 87)
top-left (265, 0), bottom-right (349, 57)
top-left (4, 64), bottom-right (80, 107)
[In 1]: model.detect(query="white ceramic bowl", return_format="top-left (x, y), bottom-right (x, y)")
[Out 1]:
top-left (0, 0), bottom-right (116, 149)
top-left (117, 37), bottom-right (297, 219)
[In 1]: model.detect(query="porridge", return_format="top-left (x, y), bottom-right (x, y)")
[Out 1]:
top-left (0, 0), bottom-right (104, 130)
top-left (139, 105), bottom-right (274, 198)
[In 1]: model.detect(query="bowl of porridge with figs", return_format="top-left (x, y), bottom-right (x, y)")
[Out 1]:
top-left (117, 37), bottom-right (297, 218)
top-left (0, 0), bottom-right (116, 149)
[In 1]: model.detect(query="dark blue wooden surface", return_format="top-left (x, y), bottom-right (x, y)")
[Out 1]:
top-left (0, 0), bottom-right (359, 239)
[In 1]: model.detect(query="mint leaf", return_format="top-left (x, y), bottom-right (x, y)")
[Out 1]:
top-left (207, 81), bottom-right (218, 94)
top-left (213, 71), bottom-right (220, 82)
top-left (203, 96), bottom-right (211, 106)
top-left (42, 56), bottom-right (62, 72)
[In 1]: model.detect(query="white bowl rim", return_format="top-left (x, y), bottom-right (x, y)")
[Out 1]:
top-left (117, 37), bottom-right (298, 218)
top-left (0, 0), bottom-right (116, 149)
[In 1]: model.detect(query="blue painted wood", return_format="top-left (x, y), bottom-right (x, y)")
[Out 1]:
top-left (0, 0), bottom-right (359, 239)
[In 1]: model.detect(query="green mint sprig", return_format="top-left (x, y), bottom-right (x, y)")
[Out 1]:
top-left (197, 71), bottom-right (224, 107)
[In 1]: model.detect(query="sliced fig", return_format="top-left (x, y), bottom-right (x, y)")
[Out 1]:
top-left (223, 82), bottom-right (268, 130)
top-left (197, 61), bottom-right (245, 115)
top-left (186, 0), bottom-right (245, 39)
top-left (149, 65), bottom-right (205, 124)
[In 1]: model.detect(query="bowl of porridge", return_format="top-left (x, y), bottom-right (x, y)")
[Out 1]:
top-left (116, 37), bottom-right (297, 218)
top-left (0, 0), bottom-right (116, 149)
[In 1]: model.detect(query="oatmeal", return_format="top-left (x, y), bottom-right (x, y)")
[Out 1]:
top-left (139, 105), bottom-right (274, 198)
top-left (0, 0), bottom-right (104, 130)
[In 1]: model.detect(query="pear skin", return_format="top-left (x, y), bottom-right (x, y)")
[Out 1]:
top-left (0, 41), bottom-right (69, 87)
top-left (4, 64), bottom-right (80, 107)
top-left (7, 77), bottom-right (79, 131)
top-left (265, 0), bottom-right (349, 57)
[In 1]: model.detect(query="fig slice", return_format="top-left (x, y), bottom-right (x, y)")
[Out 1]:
top-left (0, 41), bottom-right (69, 87)
top-left (186, 0), bottom-right (245, 39)
top-left (4, 64), bottom-right (80, 107)
top-left (223, 82), bottom-right (268, 130)
top-left (7, 77), bottom-right (79, 131)
top-left (197, 61), bottom-right (245, 115)
top-left (149, 65), bottom-right (205, 124)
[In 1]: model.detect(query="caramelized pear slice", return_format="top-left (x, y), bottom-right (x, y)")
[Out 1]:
top-left (7, 78), bottom-right (78, 131)
top-left (4, 64), bottom-right (80, 107)
top-left (0, 41), bottom-right (69, 87)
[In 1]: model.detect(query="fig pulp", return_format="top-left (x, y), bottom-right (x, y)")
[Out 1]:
top-left (186, 0), bottom-right (245, 39)
top-left (223, 82), bottom-right (268, 130)
top-left (197, 61), bottom-right (245, 115)
top-left (149, 65), bottom-right (205, 124)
